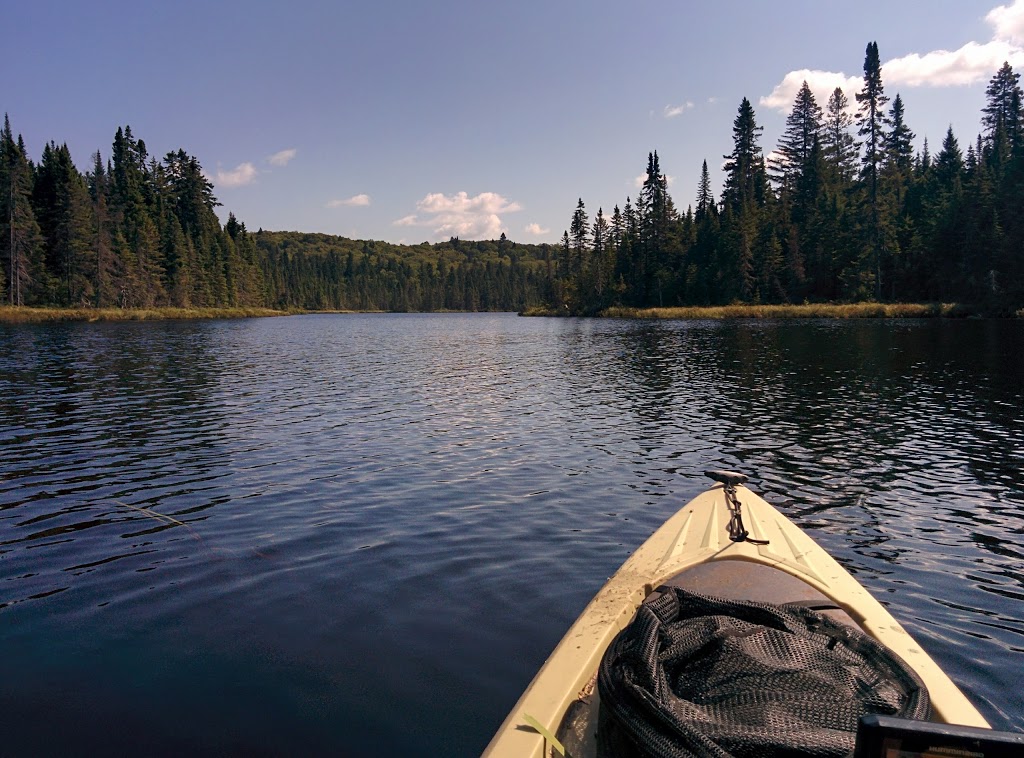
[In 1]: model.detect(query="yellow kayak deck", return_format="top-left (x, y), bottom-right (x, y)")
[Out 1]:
top-left (483, 481), bottom-right (989, 757)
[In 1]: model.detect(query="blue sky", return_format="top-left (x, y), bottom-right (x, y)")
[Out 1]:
top-left (6, 1), bottom-right (1024, 245)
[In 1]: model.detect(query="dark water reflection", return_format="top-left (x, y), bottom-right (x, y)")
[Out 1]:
top-left (1, 314), bottom-right (1021, 755)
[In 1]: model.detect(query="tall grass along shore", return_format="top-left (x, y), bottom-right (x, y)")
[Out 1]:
top-left (523, 303), bottom-right (1018, 319)
top-left (0, 306), bottom-right (289, 324)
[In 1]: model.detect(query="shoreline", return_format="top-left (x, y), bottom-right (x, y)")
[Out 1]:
top-left (522, 303), bottom-right (1023, 319)
top-left (3, 302), bottom-right (1021, 324)
top-left (0, 306), bottom-right (292, 324)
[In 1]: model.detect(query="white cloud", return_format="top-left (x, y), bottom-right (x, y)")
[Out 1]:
top-left (664, 101), bottom-right (695, 118)
top-left (885, 40), bottom-right (1024, 87)
top-left (762, 1), bottom-right (1024, 113)
top-left (634, 172), bottom-right (677, 188)
top-left (328, 194), bottom-right (371, 208)
top-left (215, 162), bottom-right (258, 188)
top-left (989, 0), bottom-right (1024, 44)
top-left (393, 191), bottom-right (522, 240)
top-left (760, 70), bottom-right (862, 113)
top-left (267, 148), bottom-right (297, 167)
top-left (524, 222), bottom-right (550, 235)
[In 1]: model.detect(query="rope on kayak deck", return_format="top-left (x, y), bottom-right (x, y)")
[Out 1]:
top-left (723, 480), bottom-right (769, 545)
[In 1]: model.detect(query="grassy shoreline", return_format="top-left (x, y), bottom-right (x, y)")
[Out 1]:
top-left (3, 302), bottom-right (1020, 323)
top-left (0, 306), bottom-right (291, 324)
top-left (523, 302), bottom-right (1021, 319)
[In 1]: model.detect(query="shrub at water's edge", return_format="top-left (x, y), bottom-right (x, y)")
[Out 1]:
top-left (0, 306), bottom-right (290, 323)
top-left (602, 303), bottom-right (980, 319)
top-left (521, 302), bottom-right (1015, 319)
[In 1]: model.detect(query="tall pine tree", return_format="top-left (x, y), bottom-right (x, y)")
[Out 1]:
top-left (855, 42), bottom-right (891, 299)
top-left (823, 88), bottom-right (859, 188)
top-left (1, 117), bottom-right (45, 305)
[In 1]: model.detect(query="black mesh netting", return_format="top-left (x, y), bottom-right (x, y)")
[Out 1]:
top-left (596, 587), bottom-right (931, 758)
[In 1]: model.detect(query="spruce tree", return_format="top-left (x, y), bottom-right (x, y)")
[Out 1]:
top-left (769, 81), bottom-right (823, 196)
top-left (822, 88), bottom-right (858, 188)
top-left (928, 126), bottom-right (965, 299)
top-left (569, 197), bottom-right (589, 281)
top-left (591, 207), bottom-right (609, 300)
top-left (722, 98), bottom-right (767, 211)
top-left (982, 62), bottom-right (1023, 160)
top-left (696, 159), bottom-right (714, 220)
top-left (33, 142), bottom-right (93, 304)
top-left (86, 151), bottom-right (121, 306)
top-left (638, 151), bottom-right (678, 305)
top-left (721, 98), bottom-right (768, 302)
top-left (1, 117), bottom-right (45, 305)
top-left (559, 229), bottom-right (571, 282)
top-left (855, 42), bottom-right (891, 299)
top-left (110, 126), bottom-right (164, 306)
top-left (884, 94), bottom-right (915, 175)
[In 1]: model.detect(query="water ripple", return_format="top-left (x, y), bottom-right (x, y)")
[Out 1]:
top-left (0, 315), bottom-right (1022, 754)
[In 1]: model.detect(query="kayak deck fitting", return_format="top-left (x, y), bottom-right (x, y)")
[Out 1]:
top-left (483, 471), bottom-right (993, 758)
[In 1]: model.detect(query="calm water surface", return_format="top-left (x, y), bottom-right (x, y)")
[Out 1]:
top-left (1, 313), bottom-right (1022, 755)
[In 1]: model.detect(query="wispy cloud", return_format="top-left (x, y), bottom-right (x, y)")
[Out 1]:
top-left (393, 191), bottom-right (522, 240)
top-left (215, 162), bottom-right (258, 188)
top-left (328, 194), bottom-right (371, 208)
top-left (268, 148), bottom-right (297, 167)
top-left (761, 0), bottom-right (1024, 112)
top-left (663, 101), bottom-right (695, 118)
top-left (524, 222), bottom-right (550, 236)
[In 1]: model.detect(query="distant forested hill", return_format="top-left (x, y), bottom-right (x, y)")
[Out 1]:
top-left (254, 231), bottom-right (558, 311)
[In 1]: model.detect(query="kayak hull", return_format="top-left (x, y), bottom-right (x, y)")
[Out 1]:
top-left (483, 482), bottom-right (989, 757)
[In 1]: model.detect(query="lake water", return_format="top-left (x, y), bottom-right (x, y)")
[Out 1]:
top-left (1, 313), bottom-right (1022, 755)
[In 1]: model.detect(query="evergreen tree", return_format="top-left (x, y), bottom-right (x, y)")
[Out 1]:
top-left (591, 207), bottom-right (610, 300)
top-left (928, 126), bottom-right (966, 299)
top-left (33, 142), bottom-right (93, 304)
top-left (696, 159), bottom-right (714, 220)
top-left (569, 197), bottom-right (589, 280)
top-left (982, 62), bottom-right (1023, 161)
top-left (638, 151), bottom-right (678, 305)
top-left (884, 94), bottom-right (915, 175)
top-left (609, 204), bottom-right (623, 256)
top-left (559, 229), bottom-right (571, 282)
top-left (617, 197), bottom-right (639, 302)
top-left (1, 117), bottom-right (45, 305)
top-left (822, 88), bottom-right (859, 188)
top-left (769, 81), bottom-right (823, 197)
top-left (722, 98), bottom-right (767, 211)
top-left (721, 99), bottom-right (767, 302)
top-left (855, 41), bottom-right (891, 299)
top-left (961, 136), bottom-right (1000, 302)
top-left (86, 151), bottom-right (118, 306)
top-left (110, 125), bottom-right (164, 305)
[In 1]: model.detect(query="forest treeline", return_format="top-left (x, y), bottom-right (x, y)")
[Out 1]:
top-left (2, 43), bottom-right (1022, 316)
top-left (0, 118), bottom-right (555, 313)
top-left (555, 45), bottom-right (1024, 314)
top-left (256, 232), bottom-right (556, 312)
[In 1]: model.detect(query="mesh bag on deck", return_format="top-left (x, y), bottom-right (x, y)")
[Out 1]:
top-left (597, 587), bottom-right (931, 758)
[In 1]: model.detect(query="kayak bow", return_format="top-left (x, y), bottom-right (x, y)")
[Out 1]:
top-left (483, 472), bottom-right (989, 757)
